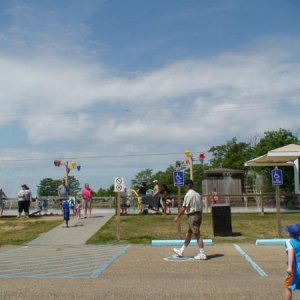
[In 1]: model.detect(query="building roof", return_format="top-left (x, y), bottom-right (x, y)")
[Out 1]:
top-left (204, 168), bottom-right (244, 175)
top-left (244, 144), bottom-right (300, 167)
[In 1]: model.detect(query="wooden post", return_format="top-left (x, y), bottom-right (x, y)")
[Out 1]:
top-left (116, 192), bottom-right (121, 241)
top-left (275, 185), bottom-right (282, 237)
top-left (189, 156), bottom-right (194, 181)
top-left (177, 186), bottom-right (182, 239)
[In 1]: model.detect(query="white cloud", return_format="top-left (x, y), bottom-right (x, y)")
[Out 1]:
top-left (0, 2), bottom-right (299, 193)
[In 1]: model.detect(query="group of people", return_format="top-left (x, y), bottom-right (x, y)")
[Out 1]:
top-left (0, 180), bottom-right (95, 224)
top-left (138, 179), bottom-right (173, 214)
top-left (59, 180), bottom-right (95, 228)
top-left (1, 185), bottom-right (32, 218)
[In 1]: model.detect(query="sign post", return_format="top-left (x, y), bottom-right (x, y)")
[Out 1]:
top-left (173, 170), bottom-right (184, 238)
top-left (272, 168), bottom-right (283, 237)
top-left (114, 177), bottom-right (125, 241)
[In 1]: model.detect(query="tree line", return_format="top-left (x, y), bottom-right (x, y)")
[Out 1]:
top-left (37, 128), bottom-right (299, 196)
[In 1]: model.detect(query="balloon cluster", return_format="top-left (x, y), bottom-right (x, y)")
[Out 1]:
top-left (53, 160), bottom-right (81, 171)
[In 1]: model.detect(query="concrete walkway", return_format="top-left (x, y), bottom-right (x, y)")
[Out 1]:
top-left (28, 210), bottom-right (115, 246)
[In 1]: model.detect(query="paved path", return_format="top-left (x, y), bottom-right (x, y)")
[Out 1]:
top-left (28, 210), bottom-right (115, 245)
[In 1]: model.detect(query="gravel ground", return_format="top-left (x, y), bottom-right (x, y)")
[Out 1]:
top-left (0, 244), bottom-right (296, 300)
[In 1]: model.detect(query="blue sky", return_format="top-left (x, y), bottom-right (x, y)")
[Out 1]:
top-left (0, 0), bottom-right (300, 195)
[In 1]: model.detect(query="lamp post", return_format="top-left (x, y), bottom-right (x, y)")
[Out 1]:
top-left (184, 150), bottom-right (194, 181)
top-left (54, 160), bottom-right (81, 185)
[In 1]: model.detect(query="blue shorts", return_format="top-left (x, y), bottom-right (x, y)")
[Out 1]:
top-left (63, 212), bottom-right (70, 221)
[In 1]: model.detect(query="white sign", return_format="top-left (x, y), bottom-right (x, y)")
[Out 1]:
top-left (114, 177), bottom-right (125, 192)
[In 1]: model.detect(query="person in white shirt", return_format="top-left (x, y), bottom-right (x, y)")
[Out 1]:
top-left (173, 179), bottom-right (207, 260)
top-left (17, 184), bottom-right (32, 218)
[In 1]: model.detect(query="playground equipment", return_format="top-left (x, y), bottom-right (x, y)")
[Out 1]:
top-left (129, 189), bottom-right (141, 212)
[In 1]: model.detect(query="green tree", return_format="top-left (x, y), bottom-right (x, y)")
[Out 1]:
top-left (37, 178), bottom-right (58, 196)
top-left (37, 176), bottom-right (80, 197)
top-left (131, 168), bottom-right (154, 190)
top-left (255, 128), bottom-right (299, 156)
top-left (96, 185), bottom-right (115, 197)
top-left (68, 176), bottom-right (81, 195)
top-left (208, 137), bottom-right (254, 170)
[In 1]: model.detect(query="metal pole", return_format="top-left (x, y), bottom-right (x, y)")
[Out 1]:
top-left (275, 185), bottom-right (282, 237)
top-left (64, 162), bottom-right (69, 186)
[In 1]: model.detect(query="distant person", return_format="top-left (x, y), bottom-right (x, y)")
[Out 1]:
top-left (152, 180), bottom-right (160, 197)
top-left (137, 180), bottom-right (147, 213)
top-left (212, 187), bottom-right (219, 204)
top-left (0, 187), bottom-right (8, 217)
top-left (173, 179), bottom-right (207, 260)
top-left (138, 180), bottom-right (147, 196)
top-left (152, 179), bottom-right (163, 212)
top-left (161, 184), bottom-right (172, 214)
top-left (120, 187), bottom-right (129, 215)
top-left (17, 184), bottom-right (32, 218)
top-left (81, 183), bottom-right (95, 218)
top-left (284, 224), bottom-right (300, 300)
top-left (75, 199), bottom-right (82, 221)
top-left (62, 199), bottom-right (70, 227)
top-left (68, 196), bottom-right (76, 215)
top-left (57, 179), bottom-right (70, 204)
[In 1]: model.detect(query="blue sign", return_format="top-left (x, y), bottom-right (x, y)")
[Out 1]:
top-left (173, 171), bottom-right (184, 186)
top-left (272, 168), bottom-right (283, 185)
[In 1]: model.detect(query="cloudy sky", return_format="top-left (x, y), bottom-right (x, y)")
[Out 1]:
top-left (0, 0), bottom-right (299, 195)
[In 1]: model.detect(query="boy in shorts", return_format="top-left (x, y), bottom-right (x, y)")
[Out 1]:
top-left (284, 223), bottom-right (300, 300)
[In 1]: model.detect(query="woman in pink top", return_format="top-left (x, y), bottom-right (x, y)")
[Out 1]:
top-left (81, 183), bottom-right (95, 218)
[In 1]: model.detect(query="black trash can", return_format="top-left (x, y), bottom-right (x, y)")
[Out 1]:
top-left (211, 204), bottom-right (233, 236)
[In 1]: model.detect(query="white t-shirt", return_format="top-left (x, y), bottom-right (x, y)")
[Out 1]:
top-left (182, 189), bottom-right (203, 214)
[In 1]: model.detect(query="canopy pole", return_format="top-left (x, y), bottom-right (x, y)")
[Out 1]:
top-left (294, 159), bottom-right (300, 194)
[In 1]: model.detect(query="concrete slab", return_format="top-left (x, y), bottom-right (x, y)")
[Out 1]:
top-left (0, 244), bottom-right (290, 300)
top-left (28, 212), bottom-right (114, 246)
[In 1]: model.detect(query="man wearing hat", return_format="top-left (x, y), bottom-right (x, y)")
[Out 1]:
top-left (284, 224), bottom-right (300, 300)
top-left (173, 179), bottom-right (207, 260)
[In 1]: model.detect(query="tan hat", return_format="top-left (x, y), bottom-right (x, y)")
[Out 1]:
top-left (153, 180), bottom-right (158, 183)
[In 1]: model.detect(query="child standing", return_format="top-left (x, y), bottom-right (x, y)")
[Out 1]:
top-left (62, 199), bottom-right (70, 228)
top-left (75, 199), bottom-right (82, 221)
top-left (284, 223), bottom-right (300, 300)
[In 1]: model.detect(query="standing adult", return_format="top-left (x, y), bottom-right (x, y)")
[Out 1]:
top-left (173, 179), bottom-right (207, 260)
top-left (138, 180), bottom-right (147, 196)
top-left (17, 184), bottom-right (32, 218)
top-left (0, 187), bottom-right (8, 217)
top-left (120, 187), bottom-right (129, 215)
top-left (137, 180), bottom-right (147, 213)
top-left (81, 183), bottom-right (95, 218)
top-left (57, 179), bottom-right (70, 204)
top-left (152, 179), bottom-right (162, 212)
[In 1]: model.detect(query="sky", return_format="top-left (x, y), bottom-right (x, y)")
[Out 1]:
top-left (0, 0), bottom-right (300, 196)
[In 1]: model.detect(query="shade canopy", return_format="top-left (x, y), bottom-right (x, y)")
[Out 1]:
top-left (244, 144), bottom-right (300, 193)
top-left (245, 144), bottom-right (300, 167)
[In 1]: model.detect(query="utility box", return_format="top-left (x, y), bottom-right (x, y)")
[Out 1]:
top-left (211, 204), bottom-right (232, 236)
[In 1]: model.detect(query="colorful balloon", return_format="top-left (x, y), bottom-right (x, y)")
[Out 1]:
top-left (184, 150), bottom-right (191, 158)
top-left (54, 160), bottom-right (61, 167)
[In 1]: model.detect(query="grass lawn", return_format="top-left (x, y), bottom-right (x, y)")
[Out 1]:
top-left (0, 216), bottom-right (62, 246)
top-left (87, 212), bottom-right (300, 244)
